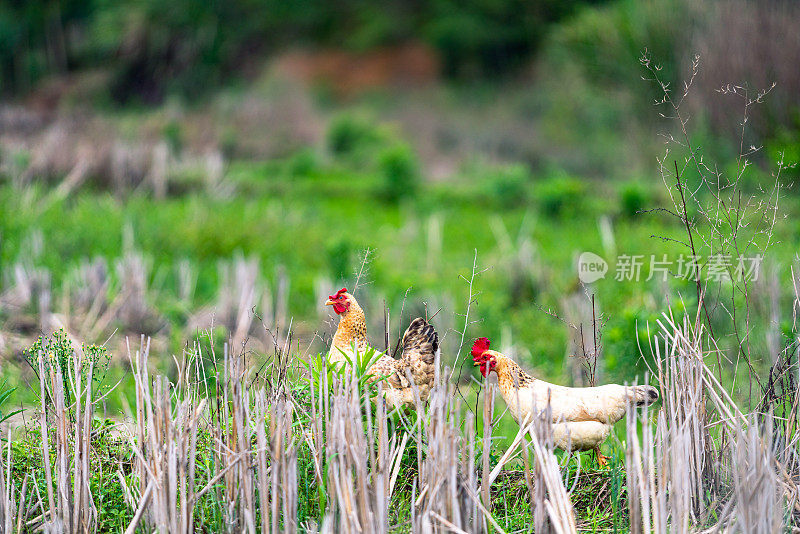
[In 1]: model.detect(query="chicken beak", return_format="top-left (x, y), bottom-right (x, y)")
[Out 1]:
top-left (325, 299), bottom-right (335, 306)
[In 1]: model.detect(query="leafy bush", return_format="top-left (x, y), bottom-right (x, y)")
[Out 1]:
top-left (2, 0), bottom-right (603, 99)
top-left (618, 181), bottom-right (650, 218)
top-left (288, 148), bottom-right (320, 177)
top-left (305, 346), bottom-right (384, 393)
top-left (0, 0), bottom-right (93, 94)
top-left (23, 329), bottom-right (111, 406)
top-left (103, 0), bottom-right (292, 103)
top-left (544, 0), bottom-right (693, 110)
top-left (533, 0), bottom-right (695, 176)
top-left (425, 0), bottom-right (596, 77)
top-left (535, 172), bottom-right (585, 217)
top-left (378, 142), bottom-right (419, 203)
top-left (327, 114), bottom-right (381, 156)
top-left (486, 163), bottom-right (532, 208)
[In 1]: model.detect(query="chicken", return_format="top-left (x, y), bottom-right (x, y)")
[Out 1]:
top-left (471, 337), bottom-right (658, 466)
top-left (325, 288), bottom-right (439, 408)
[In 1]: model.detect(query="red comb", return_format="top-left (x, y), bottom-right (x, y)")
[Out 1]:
top-left (328, 287), bottom-right (348, 300)
top-left (471, 337), bottom-right (490, 358)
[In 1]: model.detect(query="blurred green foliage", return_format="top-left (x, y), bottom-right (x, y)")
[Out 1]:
top-left (8, 131), bottom-right (784, 397)
top-left (485, 163), bottom-right (532, 208)
top-left (424, 0), bottom-right (596, 77)
top-left (618, 181), bottom-right (650, 218)
top-left (378, 142), bottom-right (419, 203)
top-left (767, 125), bottom-right (800, 183)
top-left (2, 0), bottom-right (798, 415)
top-left (0, 0), bottom-right (92, 93)
top-left (288, 148), bottom-right (320, 177)
top-left (545, 0), bottom-right (694, 111)
top-left (533, 0), bottom-right (699, 178)
top-left (1, 0), bottom-right (605, 100)
top-left (535, 171), bottom-right (585, 217)
top-left (326, 237), bottom-right (356, 281)
top-left (327, 113), bottom-right (382, 157)
top-left (162, 119), bottom-right (184, 153)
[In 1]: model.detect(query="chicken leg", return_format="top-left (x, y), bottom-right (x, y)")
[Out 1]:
top-left (594, 447), bottom-right (610, 468)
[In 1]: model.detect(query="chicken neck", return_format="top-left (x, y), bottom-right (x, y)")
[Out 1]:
top-left (493, 354), bottom-right (537, 399)
top-left (332, 300), bottom-right (368, 353)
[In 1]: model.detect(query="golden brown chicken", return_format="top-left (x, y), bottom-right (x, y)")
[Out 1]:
top-left (326, 288), bottom-right (438, 408)
top-left (471, 337), bottom-right (658, 466)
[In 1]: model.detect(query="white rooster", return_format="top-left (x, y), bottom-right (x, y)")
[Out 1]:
top-left (472, 336), bottom-right (658, 465)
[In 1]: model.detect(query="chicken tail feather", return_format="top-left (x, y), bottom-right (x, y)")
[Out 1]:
top-left (401, 317), bottom-right (439, 365)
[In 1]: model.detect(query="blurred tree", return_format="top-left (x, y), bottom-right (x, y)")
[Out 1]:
top-left (0, 0), bottom-right (94, 93)
top-left (379, 142), bottom-right (419, 203)
top-left (425, 0), bottom-right (603, 77)
top-left (1, 0), bottom-right (606, 101)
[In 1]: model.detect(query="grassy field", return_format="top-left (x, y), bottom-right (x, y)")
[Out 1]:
top-left (3, 105), bottom-right (799, 529)
top-left (5, 303), bottom-right (797, 532)
top-left (2, 120), bottom-right (796, 399)
top-left (3, 0), bottom-right (800, 530)
top-left (9, 331), bottom-right (638, 532)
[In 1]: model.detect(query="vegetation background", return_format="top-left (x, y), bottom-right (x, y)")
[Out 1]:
top-left (1, 0), bottom-right (800, 530)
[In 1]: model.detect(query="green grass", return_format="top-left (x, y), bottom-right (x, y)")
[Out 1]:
top-left (3, 54), bottom-right (800, 527)
top-left (4, 152), bottom-right (792, 529)
top-left (2, 0), bottom-right (799, 527)
top-left (2, 144), bottom-right (798, 406)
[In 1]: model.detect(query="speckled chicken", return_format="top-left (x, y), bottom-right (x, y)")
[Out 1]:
top-left (326, 288), bottom-right (438, 408)
top-left (471, 337), bottom-right (658, 466)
